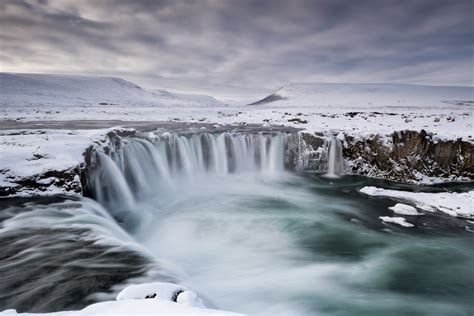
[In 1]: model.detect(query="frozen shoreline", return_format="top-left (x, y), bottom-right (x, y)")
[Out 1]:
top-left (361, 186), bottom-right (474, 220)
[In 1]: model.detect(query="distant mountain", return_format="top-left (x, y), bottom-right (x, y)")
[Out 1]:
top-left (0, 73), bottom-right (223, 107)
top-left (249, 83), bottom-right (473, 107)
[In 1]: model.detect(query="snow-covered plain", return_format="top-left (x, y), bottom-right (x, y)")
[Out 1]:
top-left (361, 186), bottom-right (473, 219)
top-left (0, 80), bottom-right (474, 142)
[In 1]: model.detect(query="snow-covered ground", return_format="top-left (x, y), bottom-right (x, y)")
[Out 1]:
top-left (2, 108), bottom-right (473, 143)
top-left (3, 104), bottom-right (473, 141)
top-left (361, 186), bottom-right (473, 220)
top-left (0, 128), bottom-right (112, 195)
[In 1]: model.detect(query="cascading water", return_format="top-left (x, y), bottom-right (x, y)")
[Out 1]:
top-left (325, 137), bottom-right (344, 177)
top-left (87, 132), bottom-right (292, 211)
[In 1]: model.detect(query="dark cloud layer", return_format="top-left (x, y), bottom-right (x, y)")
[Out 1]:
top-left (1, 0), bottom-right (472, 99)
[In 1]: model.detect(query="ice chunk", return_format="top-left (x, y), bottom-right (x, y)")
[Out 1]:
top-left (388, 203), bottom-right (422, 215)
top-left (379, 216), bottom-right (414, 227)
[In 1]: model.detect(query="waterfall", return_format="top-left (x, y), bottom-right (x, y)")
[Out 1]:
top-left (87, 132), bottom-right (292, 209)
top-left (326, 137), bottom-right (344, 177)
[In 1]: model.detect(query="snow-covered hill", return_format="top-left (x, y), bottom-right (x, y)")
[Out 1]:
top-left (0, 73), bottom-right (223, 107)
top-left (250, 83), bottom-right (473, 108)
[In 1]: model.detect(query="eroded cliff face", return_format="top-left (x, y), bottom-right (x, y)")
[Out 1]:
top-left (298, 130), bottom-right (474, 183)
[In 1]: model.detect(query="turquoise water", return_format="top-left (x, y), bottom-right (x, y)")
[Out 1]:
top-left (0, 174), bottom-right (472, 315)
top-left (133, 173), bottom-right (474, 316)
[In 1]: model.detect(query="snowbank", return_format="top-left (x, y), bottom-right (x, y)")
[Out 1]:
top-left (0, 282), bottom-right (242, 315)
top-left (361, 186), bottom-right (474, 219)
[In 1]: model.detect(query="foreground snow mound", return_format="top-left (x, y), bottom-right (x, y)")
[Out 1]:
top-left (117, 282), bottom-right (206, 308)
top-left (0, 73), bottom-right (223, 107)
top-left (0, 300), bottom-right (241, 315)
top-left (361, 186), bottom-right (474, 219)
top-left (250, 82), bottom-right (473, 108)
top-left (1, 282), bottom-right (242, 315)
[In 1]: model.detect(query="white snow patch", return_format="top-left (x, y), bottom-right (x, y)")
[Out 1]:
top-left (379, 216), bottom-right (414, 227)
top-left (116, 282), bottom-right (206, 308)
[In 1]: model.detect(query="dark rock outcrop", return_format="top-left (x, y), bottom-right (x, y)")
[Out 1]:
top-left (345, 130), bottom-right (473, 182)
top-left (298, 129), bottom-right (473, 183)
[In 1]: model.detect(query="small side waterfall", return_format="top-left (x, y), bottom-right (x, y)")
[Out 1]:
top-left (325, 137), bottom-right (344, 177)
top-left (87, 132), bottom-right (292, 210)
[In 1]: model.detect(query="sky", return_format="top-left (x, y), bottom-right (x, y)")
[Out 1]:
top-left (0, 0), bottom-right (473, 101)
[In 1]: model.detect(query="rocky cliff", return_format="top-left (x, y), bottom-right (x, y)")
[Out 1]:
top-left (297, 130), bottom-right (474, 183)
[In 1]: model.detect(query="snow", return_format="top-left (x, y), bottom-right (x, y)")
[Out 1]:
top-left (0, 129), bottom-right (97, 178)
top-left (116, 282), bottom-right (206, 308)
top-left (361, 186), bottom-right (474, 219)
top-left (253, 82), bottom-right (473, 108)
top-left (1, 75), bottom-right (473, 142)
top-left (379, 216), bottom-right (414, 227)
top-left (0, 73), bottom-right (223, 107)
top-left (388, 203), bottom-right (422, 215)
top-left (0, 282), bottom-right (239, 315)
top-left (0, 129), bottom-right (109, 195)
top-left (0, 282), bottom-right (242, 315)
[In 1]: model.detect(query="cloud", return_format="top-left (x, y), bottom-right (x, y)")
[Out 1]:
top-left (0, 0), bottom-right (472, 100)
